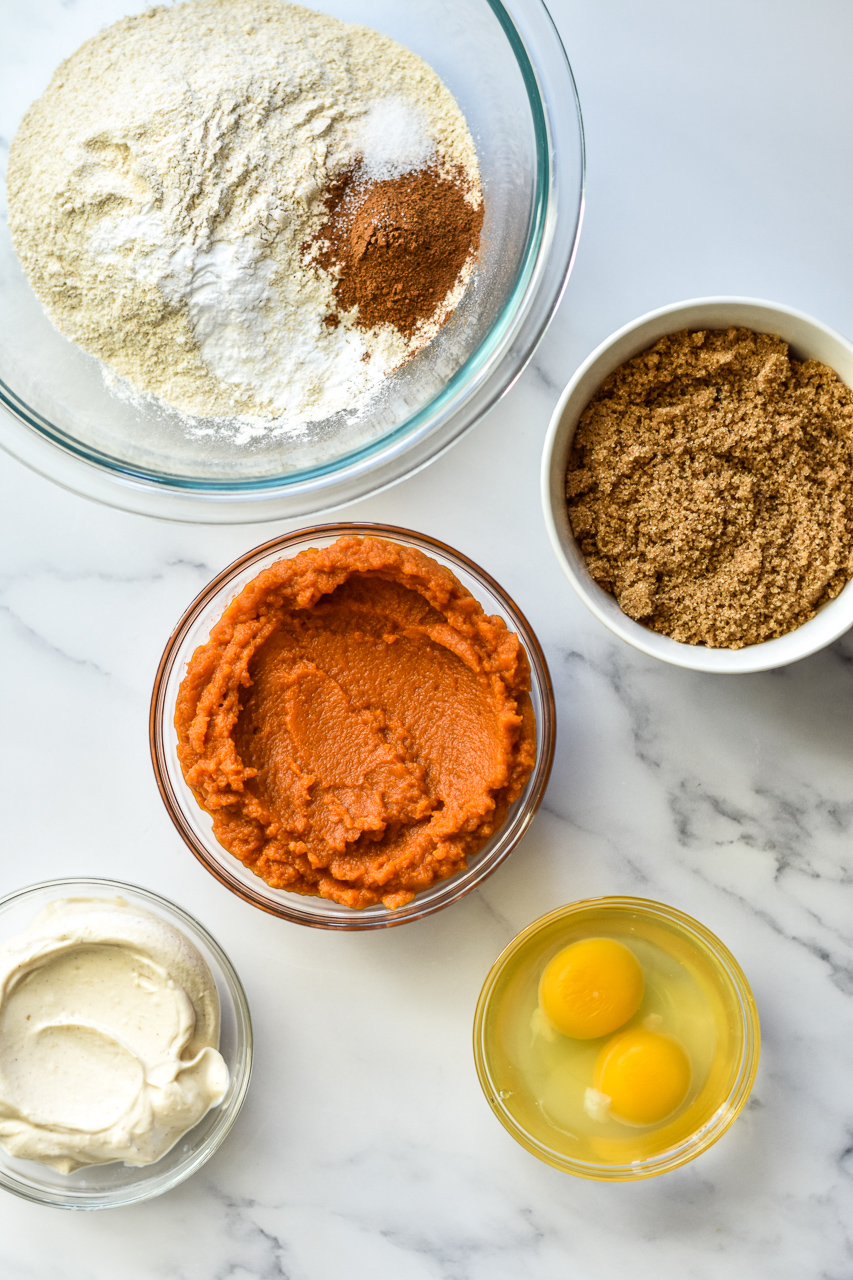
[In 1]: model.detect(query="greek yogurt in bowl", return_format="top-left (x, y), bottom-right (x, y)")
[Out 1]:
top-left (0, 896), bottom-right (228, 1173)
top-left (0, 878), bottom-right (252, 1209)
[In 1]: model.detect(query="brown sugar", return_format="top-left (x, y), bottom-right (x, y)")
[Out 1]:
top-left (566, 328), bottom-right (853, 649)
top-left (309, 164), bottom-right (483, 339)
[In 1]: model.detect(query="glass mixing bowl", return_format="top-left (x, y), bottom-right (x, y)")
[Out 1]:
top-left (0, 0), bottom-right (584, 521)
top-left (0, 878), bottom-right (253, 1210)
top-left (473, 898), bottom-right (760, 1180)
top-left (150, 524), bottom-right (556, 928)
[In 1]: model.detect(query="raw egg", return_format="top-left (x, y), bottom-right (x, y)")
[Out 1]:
top-left (538, 937), bottom-right (644, 1039)
top-left (594, 1028), bottom-right (690, 1125)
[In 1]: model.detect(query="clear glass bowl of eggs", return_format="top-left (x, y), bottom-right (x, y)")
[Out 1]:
top-left (473, 897), bottom-right (760, 1180)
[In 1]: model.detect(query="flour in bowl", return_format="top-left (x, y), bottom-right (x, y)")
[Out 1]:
top-left (6, 0), bottom-right (482, 439)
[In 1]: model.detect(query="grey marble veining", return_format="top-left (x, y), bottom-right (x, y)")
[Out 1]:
top-left (3, 0), bottom-right (853, 1275)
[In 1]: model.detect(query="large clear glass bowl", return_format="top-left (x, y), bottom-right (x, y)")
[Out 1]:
top-left (0, 878), bottom-right (253, 1210)
top-left (150, 524), bottom-right (556, 928)
top-left (0, 0), bottom-right (584, 521)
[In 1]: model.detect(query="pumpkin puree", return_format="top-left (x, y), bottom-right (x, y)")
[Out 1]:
top-left (175, 537), bottom-right (537, 909)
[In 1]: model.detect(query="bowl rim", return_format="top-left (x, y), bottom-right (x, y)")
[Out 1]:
top-left (541, 295), bottom-right (853, 672)
top-left (0, 875), bottom-right (253, 1210)
top-left (149, 522), bottom-right (556, 929)
top-left (0, 0), bottom-right (585, 521)
top-left (472, 894), bottom-right (761, 1181)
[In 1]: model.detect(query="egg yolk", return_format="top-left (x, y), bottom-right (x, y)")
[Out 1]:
top-left (538, 938), bottom-right (644, 1039)
top-left (594, 1029), bottom-right (691, 1125)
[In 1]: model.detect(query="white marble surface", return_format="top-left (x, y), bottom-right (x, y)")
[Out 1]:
top-left (2, 0), bottom-right (853, 1275)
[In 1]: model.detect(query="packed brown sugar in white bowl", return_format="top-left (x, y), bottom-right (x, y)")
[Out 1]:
top-left (565, 327), bottom-right (853, 649)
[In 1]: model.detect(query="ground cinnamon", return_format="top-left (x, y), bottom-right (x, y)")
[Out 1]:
top-left (309, 164), bottom-right (482, 338)
top-left (566, 328), bottom-right (853, 649)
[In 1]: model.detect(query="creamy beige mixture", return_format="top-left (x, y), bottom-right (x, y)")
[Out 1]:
top-left (0, 897), bottom-right (228, 1173)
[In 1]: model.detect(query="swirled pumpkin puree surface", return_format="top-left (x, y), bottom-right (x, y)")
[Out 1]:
top-left (175, 537), bottom-right (536, 909)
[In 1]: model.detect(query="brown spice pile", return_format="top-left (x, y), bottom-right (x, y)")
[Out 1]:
top-left (566, 328), bottom-right (853, 648)
top-left (309, 164), bottom-right (483, 338)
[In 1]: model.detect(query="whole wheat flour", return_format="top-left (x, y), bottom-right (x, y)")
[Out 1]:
top-left (6, 0), bottom-right (482, 436)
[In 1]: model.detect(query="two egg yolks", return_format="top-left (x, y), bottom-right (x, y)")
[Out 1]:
top-left (538, 938), bottom-right (690, 1126)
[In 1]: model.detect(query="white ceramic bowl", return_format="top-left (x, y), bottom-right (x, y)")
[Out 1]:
top-left (541, 297), bottom-right (853, 673)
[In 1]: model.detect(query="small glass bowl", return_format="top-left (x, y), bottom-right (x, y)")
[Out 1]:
top-left (150, 523), bottom-right (555, 929)
top-left (473, 897), bottom-right (760, 1181)
top-left (0, 878), bottom-right (253, 1210)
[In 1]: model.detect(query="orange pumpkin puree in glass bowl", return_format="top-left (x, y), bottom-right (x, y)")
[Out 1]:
top-left (175, 536), bottom-right (537, 910)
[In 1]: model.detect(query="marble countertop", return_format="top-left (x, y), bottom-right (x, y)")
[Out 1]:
top-left (3, 0), bottom-right (853, 1275)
